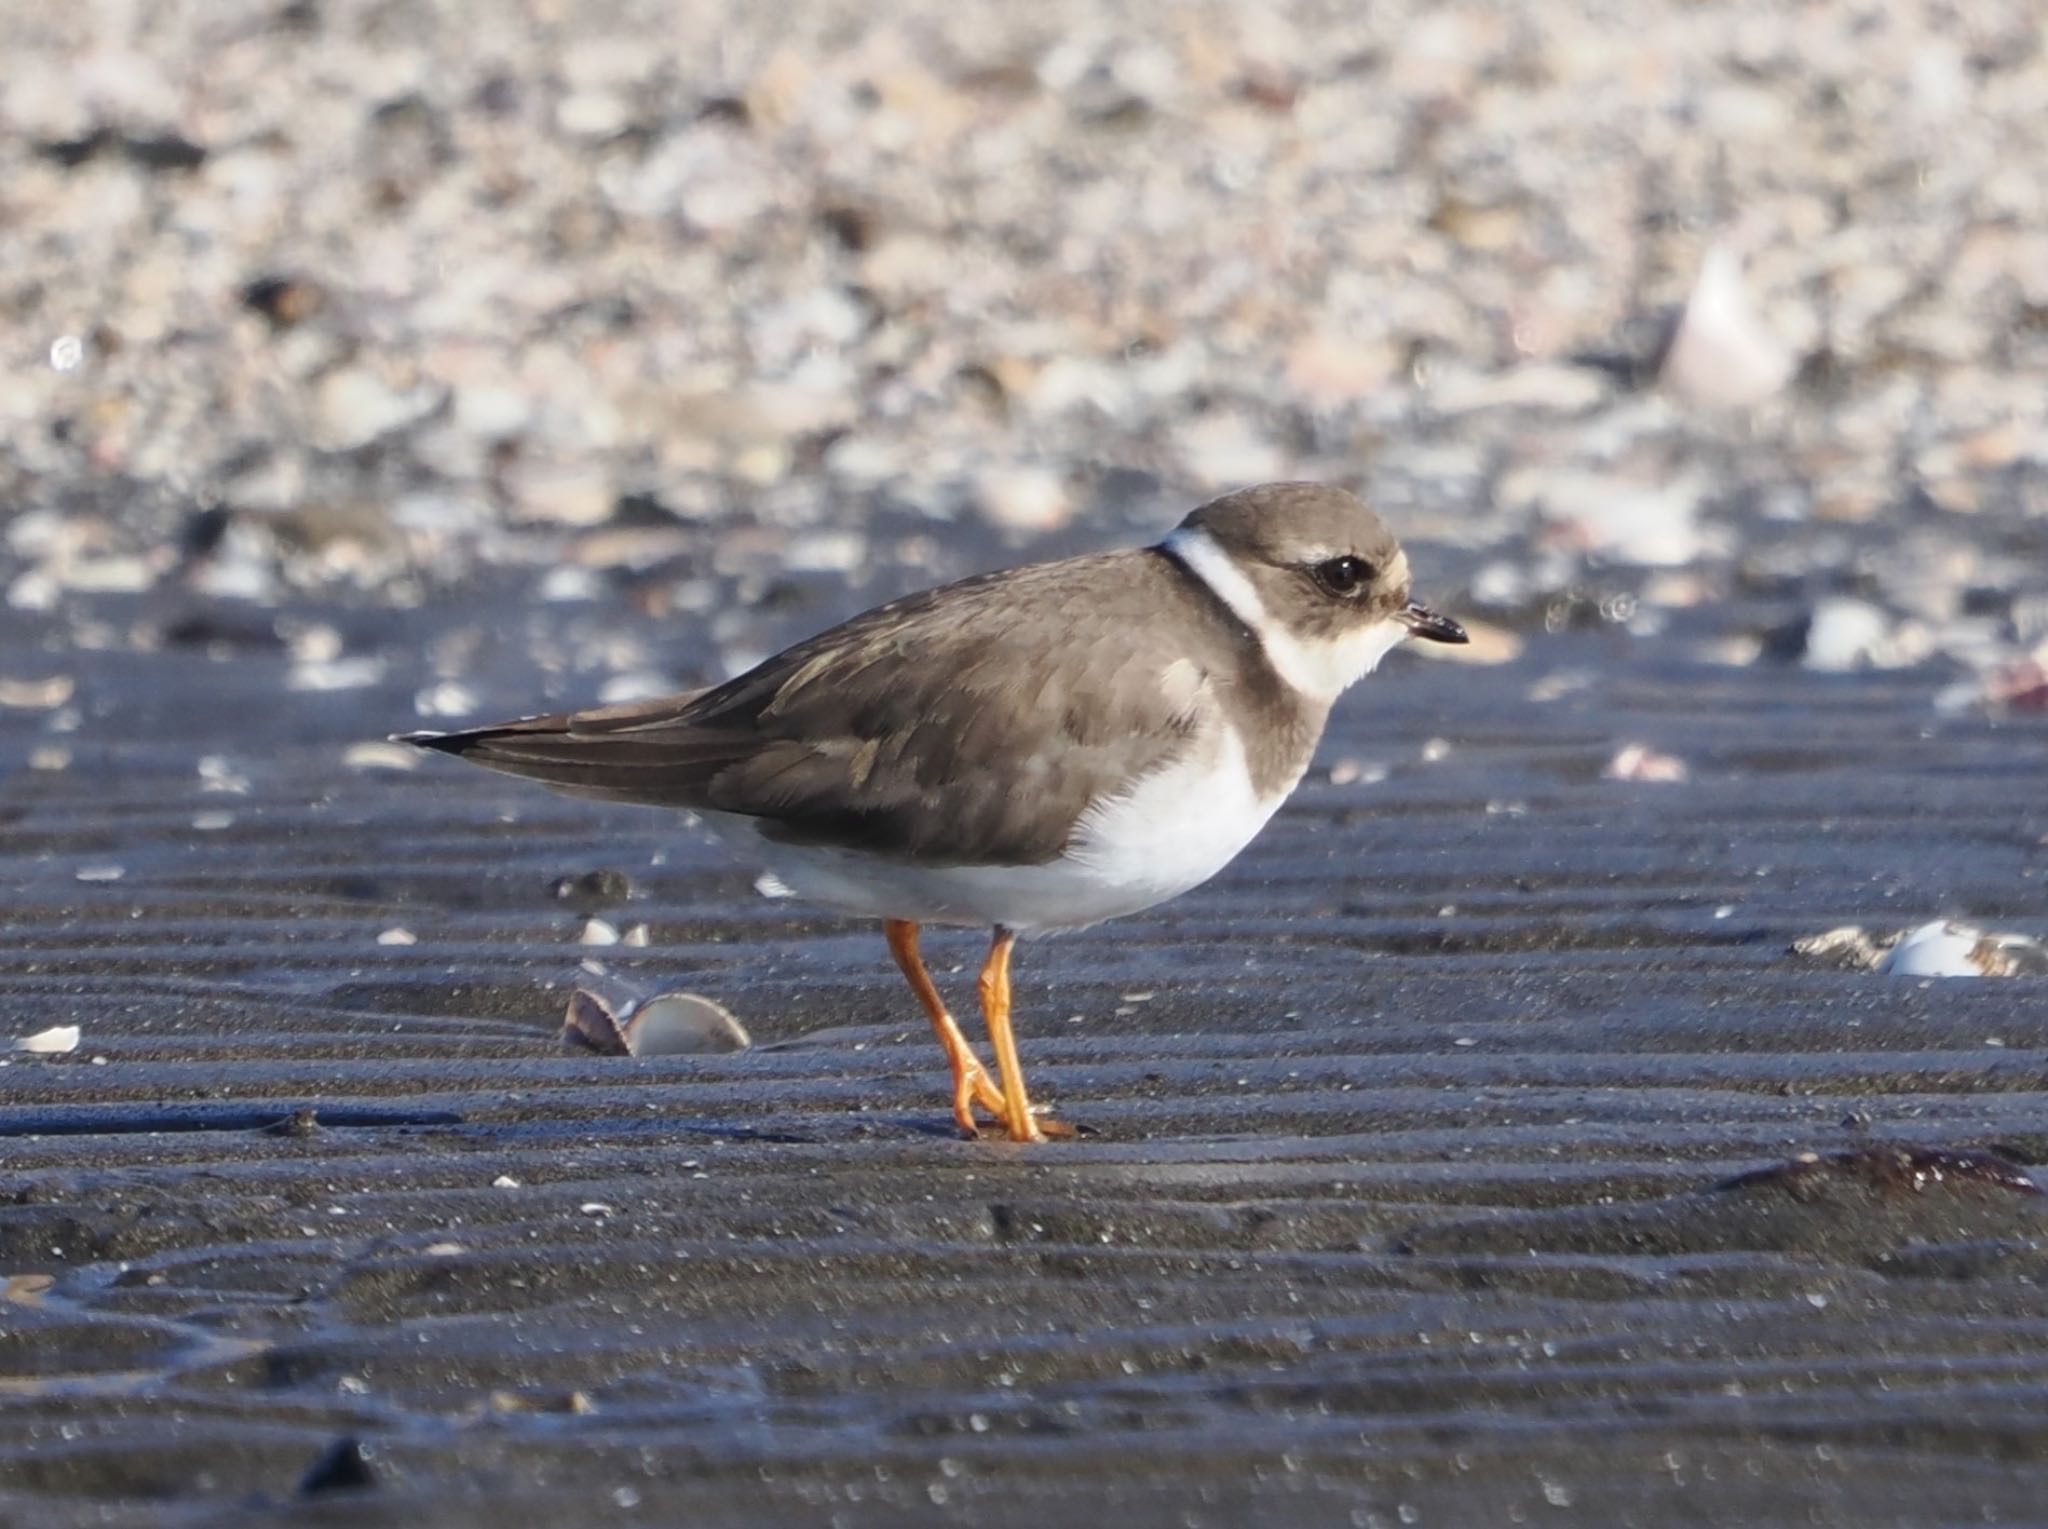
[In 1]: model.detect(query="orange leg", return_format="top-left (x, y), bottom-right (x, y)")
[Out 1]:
top-left (885, 919), bottom-right (1007, 1137)
top-left (976, 925), bottom-right (1062, 1144)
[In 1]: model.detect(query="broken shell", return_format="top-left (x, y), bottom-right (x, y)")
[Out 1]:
top-left (1790, 926), bottom-right (1889, 970)
top-left (1882, 921), bottom-right (2048, 979)
top-left (14, 1025), bottom-right (81, 1055)
top-left (562, 986), bottom-right (632, 1055)
top-left (2, 1274), bottom-right (56, 1305)
top-left (561, 986), bottom-right (750, 1056)
top-left (624, 993), bottom-right (751, 1055)
top-left (1792, 921), bottom-right (2046, 977)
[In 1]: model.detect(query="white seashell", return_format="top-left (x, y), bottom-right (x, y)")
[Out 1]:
top-left (561, 987), bottom-right (749, 1056)
top-left (15, 1025), bottom-right (80, 1055)
top-left (621, 993), bottom-right (751, 1055)
top-left (1803, 598), bottom-right (1893, 673)
top-left (1882, 921), bottom-right (2048, 979)
top-left (345, 741), bottom-right (421, 772)
top-left (598, 673), bottom-right (679, 705)
top-left (1883, 922), bottom-right (1986, 977)
top-left (414, 681), bottom-right (479, 719)
top-left (288, 657), bottom-right (387, 693)
top-left (1659, 238), bottom-right (1795, 410)
top-left (0, 675), bottom-right (75, 709)
top-left (1603, 744), bottom-right (1689, 783)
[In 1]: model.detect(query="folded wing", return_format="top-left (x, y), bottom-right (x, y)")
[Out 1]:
top-left (405, 554), bottom-right (1209, 866)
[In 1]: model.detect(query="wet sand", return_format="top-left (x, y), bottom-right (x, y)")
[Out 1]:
top-left (7, 0), bottom-right (2048, 1519)
top-left (4, 576), bottom-right (2047, 1528)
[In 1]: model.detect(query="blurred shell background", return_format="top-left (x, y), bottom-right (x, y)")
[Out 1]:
top-left (2, 0), bottom-right (2044, 702)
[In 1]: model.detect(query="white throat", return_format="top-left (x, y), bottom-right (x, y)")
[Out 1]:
top-left (1162, 525), bottom-right (1407, 705)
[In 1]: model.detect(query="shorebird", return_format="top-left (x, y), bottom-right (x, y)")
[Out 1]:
top-left (405, 482), bottom-right (1466, 1141)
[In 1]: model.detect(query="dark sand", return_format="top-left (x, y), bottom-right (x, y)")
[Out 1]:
top-left (3, 574), bottom-right (2048, 1529)
top-left (8, 0), bottom-right (2048, 1519)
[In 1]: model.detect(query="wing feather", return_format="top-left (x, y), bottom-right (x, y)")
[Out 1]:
top-left (406, 551), bottom-right (1215, 865)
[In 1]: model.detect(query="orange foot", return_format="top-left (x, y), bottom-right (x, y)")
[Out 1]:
top-left (977, 925), bottom-right (1071, 1144)
top-left (886, 918), bottom-right (1014, 1138)
top-left (972, 1110), bottom-right (1079, 1143)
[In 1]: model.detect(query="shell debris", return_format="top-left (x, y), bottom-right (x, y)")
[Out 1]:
top-left (562, 986), bottom-right (751, 1057)
top-left (1792, 921), bottom-right (2048, 978)
top-left (14, 1025), bottom-right (81, 1055)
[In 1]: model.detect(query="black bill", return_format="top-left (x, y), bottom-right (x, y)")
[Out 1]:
top-left (1399, 602), bottom-right (1468, 644)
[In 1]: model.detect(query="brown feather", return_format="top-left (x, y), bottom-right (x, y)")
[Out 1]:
top-left (405, 547), bottom-right (1316, 866)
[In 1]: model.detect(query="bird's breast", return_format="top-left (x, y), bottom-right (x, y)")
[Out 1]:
top-left (1064, 717), bottom-right (1296, 910)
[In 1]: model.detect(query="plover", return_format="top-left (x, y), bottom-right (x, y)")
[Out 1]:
top-left (405, 482), bottom-right (1466, 1141)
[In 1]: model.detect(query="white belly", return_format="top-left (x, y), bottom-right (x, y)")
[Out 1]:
top-left (698, 723), bottom-right (1292, 932)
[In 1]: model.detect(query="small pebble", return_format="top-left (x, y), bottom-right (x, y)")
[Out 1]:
top-left (1328, 758), bottom-right (1389, 787)
top-left (1603, 744), bottom-right (1689, 783)
top-left (345, 741), bottom-right (421, 772)
top-left (0, 674), bottom-right (75, 709)
top-left (289, 657), bottom-right (387, 693)
top-left (414, 681), bottom-right (480, 719)
top-left (1803, 599), bottom-right (1895, 673)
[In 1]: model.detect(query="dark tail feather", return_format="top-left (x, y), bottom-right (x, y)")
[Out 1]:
top-left (394, 714), bottom-right (740, 808)
top-left (397, 712), bottom-right (567, 750)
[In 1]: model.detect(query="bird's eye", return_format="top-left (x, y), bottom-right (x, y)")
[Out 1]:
top-left (1312, 555), bottom-right (1373, 598)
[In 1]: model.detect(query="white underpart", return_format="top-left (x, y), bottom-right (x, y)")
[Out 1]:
top-left (697, 717), bottom-right (1283, 933)
top-left (1160, 526), bottom-right (1408, 704)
